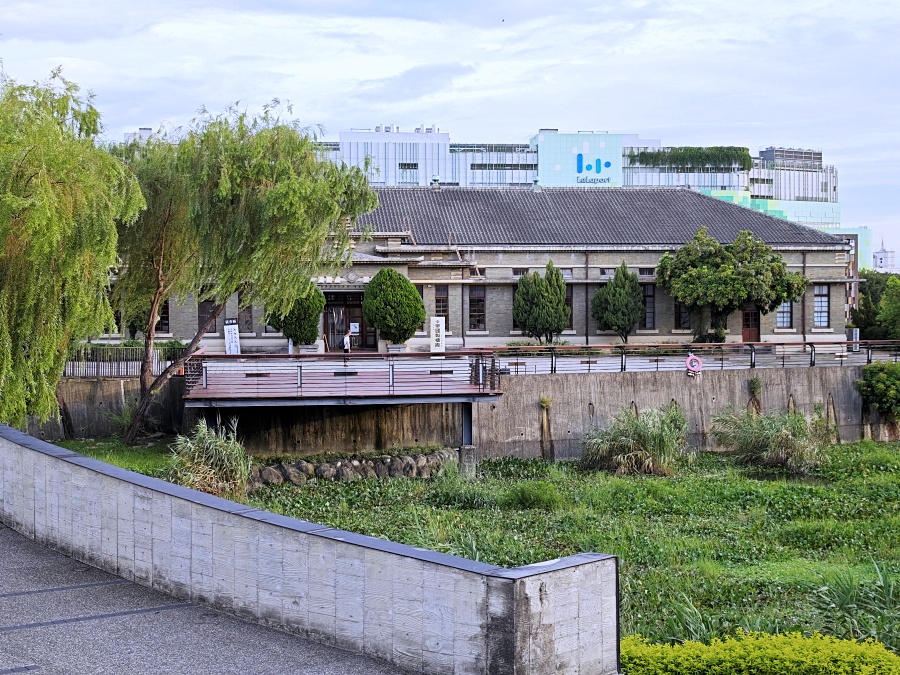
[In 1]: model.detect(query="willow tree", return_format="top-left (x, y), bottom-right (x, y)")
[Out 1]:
top-left (114, 107), bottom-right (378, 442)
top-left (0, 70), bottom-right (143, 426)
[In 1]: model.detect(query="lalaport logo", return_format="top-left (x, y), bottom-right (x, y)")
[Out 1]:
top-left (576, 154), bottom-right (613, 184)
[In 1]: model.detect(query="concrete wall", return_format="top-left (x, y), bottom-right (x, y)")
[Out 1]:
top-left (474, 366), bottom-right (869, 460)
top-left (0, 427), bottom-right (620, 675)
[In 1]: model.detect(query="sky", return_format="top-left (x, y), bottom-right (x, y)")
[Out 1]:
top-left (3, 0), bottom-right (899, 256)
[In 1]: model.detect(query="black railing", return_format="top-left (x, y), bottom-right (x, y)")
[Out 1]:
top-left (64, 346), bottom-right (189, 378)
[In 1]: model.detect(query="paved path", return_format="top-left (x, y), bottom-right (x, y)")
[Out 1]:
top-left (0, 524), bottom-right (404, 675)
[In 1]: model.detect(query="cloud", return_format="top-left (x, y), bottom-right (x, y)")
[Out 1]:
top-left (355, 63), bottom-right (476, 104)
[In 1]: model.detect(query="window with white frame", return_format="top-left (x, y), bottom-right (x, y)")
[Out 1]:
top-left (776, 300), bottom-right (793, 329)
top-left (814, 285), bottom-right (830, 327)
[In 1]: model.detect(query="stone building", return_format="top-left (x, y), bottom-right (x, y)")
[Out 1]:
top-left (154, 185), bottom-right (851, 352)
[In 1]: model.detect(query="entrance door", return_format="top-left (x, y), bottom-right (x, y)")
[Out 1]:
top-left (742, 310), bottom-right (760, 342)
top-left (324, 292), bottom-right (377, 351)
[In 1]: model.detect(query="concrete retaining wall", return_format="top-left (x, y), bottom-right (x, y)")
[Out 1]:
top-left (474, 366), bottom-right (870, 460)
top-left (0, 426), bottom-right (620, 675)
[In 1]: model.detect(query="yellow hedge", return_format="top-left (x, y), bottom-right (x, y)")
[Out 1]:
top-left (621, 632), bottom-right (900, 675)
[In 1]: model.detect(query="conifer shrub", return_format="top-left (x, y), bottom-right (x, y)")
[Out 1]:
top-left (267, 286), bottom-right (326, 344)
top-left (620, 632), bottom-right (900, 675)
top-left (591, 261), bottom-right (643, 342)
top-left (581, 403), bottom-right (690, 476)
top-left (361, 268), bottom-right (426, 344)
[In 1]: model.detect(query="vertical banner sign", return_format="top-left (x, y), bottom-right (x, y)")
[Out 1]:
top-left (430, 316), bottom-right (446, 353)
top-left (224, 318), bottom-right (241, 355)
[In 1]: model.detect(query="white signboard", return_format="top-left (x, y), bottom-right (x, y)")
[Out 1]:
top-left (350, 322), bottom-right (360, 334)
top-left (223, 318), bottom-right (241, 355)
top-left (430, 316), bottom-right (446, 353)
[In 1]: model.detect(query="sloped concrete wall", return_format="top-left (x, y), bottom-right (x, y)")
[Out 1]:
top-left (474, 366), bottom-right (868, 460)
top-left (0, 427), bottom-right (620, 675)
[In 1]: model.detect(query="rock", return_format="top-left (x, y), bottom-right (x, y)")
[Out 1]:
top-left (425, 453), bottom-right (441, 469)
top-left (414, 454), bottom-right (427, 468)
top-left (401, 456), bottom-right (418, 478)
top-left (283, 467), bottom-right (307, 485)
top-left (315, 463), bottom-right (336, 480)
top-left (362, 465), bottom-right (377, 479)
top-left (249, 465), bottom-right (261, 482)
top-left (388, 457), bottom-right (405, 478)
top-left (336, 465), bottom-right (359, 481)
top-left (246, 478), bottom-right (264, 492)
top-left (374, 461), bottom-right (388, 478)
top-left (418, 465), bottom-right (431, 480)
top-left (260, 466), bottom-right (283, 485)
top-left (294, 460), bottom-right (315, 476)
top-left (351, 460), bottom-right (360, 468)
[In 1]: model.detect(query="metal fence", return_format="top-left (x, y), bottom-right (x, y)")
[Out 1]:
top-left (64, 346), bottom-right (189, 378)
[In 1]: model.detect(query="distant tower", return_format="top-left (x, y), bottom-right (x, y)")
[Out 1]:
top-left (873, 239), bottom-right (896, 272)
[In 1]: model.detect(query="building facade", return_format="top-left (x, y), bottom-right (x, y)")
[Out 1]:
top-left (142, 186), bottom-right (850, 353)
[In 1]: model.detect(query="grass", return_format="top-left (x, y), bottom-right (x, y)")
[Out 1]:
top-left (57, 437), bottom-right (172, 477)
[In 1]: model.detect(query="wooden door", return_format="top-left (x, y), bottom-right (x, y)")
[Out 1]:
top-left (742, 310), bottom-right (760, 342)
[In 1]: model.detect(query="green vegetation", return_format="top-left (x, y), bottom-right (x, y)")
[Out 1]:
top-left (167, 419), bottom-right (251, 500)
top-left (512, 261), bottom-right (570, 344)
top-left (851, 269), bottom-right (897, 340)
top-left (711, 408), bottom-right (829, 475)
top-left (591, 262), bottom-right (644, 343)
top-left (361, 268), bottom-right (427, 344)
top-left (244, 442), bottom-right (899, 647)
top-left (626, 146), bottom-right (753, 171)
top-left (267, 287), bottom-right (327, 345)
top-left (0, 71), bottom-right (144, 426)
top-left (856, 361), bottom-right (900, 422)
top-left (656, 227), bottom-right (807, 341)
top-left (581, 404), bottom-right (691, 476)
top-left (620, 632), bottom-right (899, 674)
top-left (877, 276), bottom-right (900, 340)
top-left (57, 437), bottom-right (171, 477)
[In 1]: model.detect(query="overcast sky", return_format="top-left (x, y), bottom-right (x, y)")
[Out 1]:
top-left (3, 0), bottom-right (898, 257)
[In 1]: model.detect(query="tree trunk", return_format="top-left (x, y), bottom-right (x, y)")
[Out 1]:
top-left (124, 301), bottom-right (225, 444)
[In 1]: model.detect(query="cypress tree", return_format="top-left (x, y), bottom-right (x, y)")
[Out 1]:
top-left (591, 262), bottom-right (644, 343)
top-left (512, 261), bottom-right (570, 344)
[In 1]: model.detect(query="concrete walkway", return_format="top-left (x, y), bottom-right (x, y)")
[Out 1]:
top-left (0, 524), bottom-right (404, 675)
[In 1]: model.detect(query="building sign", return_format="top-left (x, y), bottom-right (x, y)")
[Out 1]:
top-left (430, 317), bottom-right (446, 353)
top-left (349, 322), bottom-right (360, 334)
top-left (533, 132), bottom-right (624, 188)
top-left (223, 318), bottom-right (241, 355)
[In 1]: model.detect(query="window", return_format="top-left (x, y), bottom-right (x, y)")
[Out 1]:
top-left (640, 285), bottom-right (655, 329)
top-left (398, 162), bottom-right (418, 170)
top-left (435, 285), bottom-right (449, 325)
top-left (776, 300), bottom-right (793, 329)
top-left (814, 285), bottom-right (830, 327)
top-left (157, 298), bottom-right (170, 333)
top-left (238, 291), bottom-right (253, 333)
top-left (638, 268), bottom-right (656, 277)
top-left (512, 286), bottom-right (519, 330)
top-left (468, 286), bottom-right (486, 330)
top-left (469, 163), bottom-right (538, 171)
top-left (415, 285), bottom-right (426, 331)
top-left (512, 268), bottom-right (528, 277)
top-left (198, 297), bottom-right (218, 334)
top-left (598, 268), bottom-right (611, 277)
top-left (469, 267), bottom-right (483, 278)
top-left (559, 268), bottom-right (574, 279)
top-left (674, 302), bottom-right (691, 330)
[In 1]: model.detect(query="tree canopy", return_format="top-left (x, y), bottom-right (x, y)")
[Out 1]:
top-left (512, 261), bottom-right (570, 344)
top-left (0, 71), bottom-right (143, 426)
top-left (361, 268), bottom-right (426, 344)
top-left (851, 269), bottom-right (896, 339)
top-left (591, 262), bottom-right (643, 343)
top-left (876, 276), bottom-right (900, 340)
top-left (113, 106), bottom-right (378, 441)
top-left (657, 227), bottom-right (808, 341)
top-left (268, 287), bottom-right (326, 345)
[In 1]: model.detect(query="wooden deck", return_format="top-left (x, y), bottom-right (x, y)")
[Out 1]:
top-left (183, 353), bottom-right (502, 407)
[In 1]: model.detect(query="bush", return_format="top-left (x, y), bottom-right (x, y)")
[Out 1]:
top-left (857, 361), bottom-right (900, 422)
top-left (500, 481), bottom-right (562, 511)
top-left (711, 408), bottom-right (828, 474)
top-left (512, 261), bottom-right (569, 344)
top-left (167, 418), bottom-right (251, 500)
top-left (267, 286), bottom-right (326, 345)
top-left (361, 268), bottom-right (426, 344)
top-left (620, 631), bottom-right (900, 675)
top-left (581, 403), bottom-right (690, 476)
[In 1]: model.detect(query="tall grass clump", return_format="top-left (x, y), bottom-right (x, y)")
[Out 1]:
top-left (581, 403), bottom-right (690, 476)
top-left (711, 407), bottom-right (828, 474)
top-left (167, 418), bottom-right (251, 500)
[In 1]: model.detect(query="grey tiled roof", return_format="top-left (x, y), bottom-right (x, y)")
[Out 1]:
top-left (357, 187), bottom-right (845, 247)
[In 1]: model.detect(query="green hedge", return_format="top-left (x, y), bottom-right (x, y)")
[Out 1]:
top-left (621, 632), bottom-right (899, 675)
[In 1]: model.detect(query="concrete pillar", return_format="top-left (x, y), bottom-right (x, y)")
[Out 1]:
top-left (459, 445), bottom-right (476, 479)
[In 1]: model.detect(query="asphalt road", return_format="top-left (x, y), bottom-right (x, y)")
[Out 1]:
top-left (0, 524), bottom-right (405, 675)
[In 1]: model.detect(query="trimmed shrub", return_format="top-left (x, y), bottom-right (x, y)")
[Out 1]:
top-left (581, 403), bottom-right (690, 476)
top-left (267, 286), bottom-right (326, 345)
top-left (591, 261), bottom-right (643, 343)
top-left (711, 407), bottom-right (828, 474)
top-left (361, 268), bottom-right (426, 344)
top-left (620, 631), bottom-right (900, 675)
top-left (857, 361), bottom-right (900, 422)
top-left (500, 481), bottom-right (562, 511)
top-left (167, 418), bottom-right (251, 500)
top-left (512, 260), bottom-right (569, 344)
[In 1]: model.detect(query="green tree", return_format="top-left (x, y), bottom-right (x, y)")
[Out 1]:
top-left (361, 268), bottom-right (426, 345)
top-left (851, 269), bottom-right (896, 339)
top-left (0, 70), bottom-right (143, 426)
top-left (267, 287), bottom-right (326, 345)
top-left (876, 276), bottom-right (900, 339)
top-left (591, 262), bottom-right (643, 342)
top-left (657, 227), bottom-right (807, 341)
top-left (113, 106), bottom-right (378, 442)
top-left (512, 261), bottom-right (570, 344)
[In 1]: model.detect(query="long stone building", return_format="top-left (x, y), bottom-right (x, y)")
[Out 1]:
top-left (151, 185), bottom-right (851, 352)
